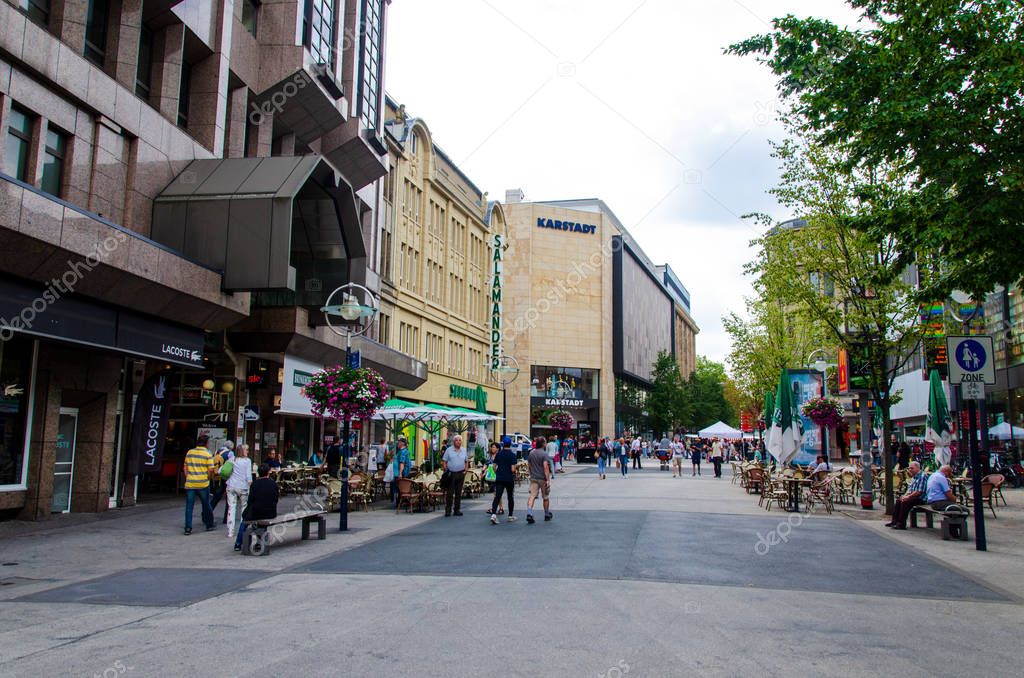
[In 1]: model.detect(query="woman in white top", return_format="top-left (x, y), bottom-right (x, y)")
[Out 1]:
top-left (226, 443), bottom-right (254, 540)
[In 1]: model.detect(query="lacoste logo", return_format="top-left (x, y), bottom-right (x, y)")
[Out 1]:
top-left (154, 376), bottom-right (167, 399)
top-left (3, 384), bottom-right (24, 398)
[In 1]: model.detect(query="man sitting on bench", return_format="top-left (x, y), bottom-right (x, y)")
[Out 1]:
top-left (886, 461), bottom-right (928, 530)
top-left (235, 463), bottom-right (279, 552)
top-left (924, 464), bottom-right (956, 511)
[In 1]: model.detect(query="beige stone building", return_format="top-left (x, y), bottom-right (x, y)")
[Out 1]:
top-left (500, 194), bottom-right (698, 444)
top-left (372, 96), bottom-right (503, 459)
top-left (0, 0), bottom-right (428, 520)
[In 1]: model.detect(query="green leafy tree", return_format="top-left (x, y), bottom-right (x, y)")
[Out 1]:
top-left (728, 0), bottom-right (1024, 299)
top-left (648, 351), bottom-right (689, 436)
top-left (745, 124), bottom-right (923, 510)
top-left (683, 356), bottom-right (736, 431)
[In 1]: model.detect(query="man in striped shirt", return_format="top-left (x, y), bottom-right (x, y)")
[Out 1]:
top-left (183, 434), bottom-right (215, 535)
top-left (886, 461), bottom-right (929, 530)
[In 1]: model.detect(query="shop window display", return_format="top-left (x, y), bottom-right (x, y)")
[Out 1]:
top-left (530, 365), bottom-right (599, 400)
top-left (0, 336), bottom-right (34, 487)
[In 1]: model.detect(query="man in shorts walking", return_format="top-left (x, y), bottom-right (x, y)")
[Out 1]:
top-left (526, 437), bottom-right (552, 524)
top-left (671, 437), bottom-right (686, 478)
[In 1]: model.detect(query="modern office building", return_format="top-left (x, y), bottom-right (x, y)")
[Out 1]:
top-left (372, 96), bottom-right (503, 458)
top-left (500, 193), bottom-right (698, 442)
top-left (0, 0), bottom-right (425, 520)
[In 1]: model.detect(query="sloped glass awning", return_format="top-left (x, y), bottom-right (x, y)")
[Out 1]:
top-left (151, 156), bottom-right (364, 293)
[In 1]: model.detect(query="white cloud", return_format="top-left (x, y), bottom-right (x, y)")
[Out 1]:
top-left (385, 0), bottom-right (858, 367)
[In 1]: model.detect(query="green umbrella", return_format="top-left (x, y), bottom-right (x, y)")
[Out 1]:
top-left (767, 370), bottom-right (802, 466)
top-left (762, 391), bottom-right (775, 428)
top-left (925, 369), bottom-right (952, 465)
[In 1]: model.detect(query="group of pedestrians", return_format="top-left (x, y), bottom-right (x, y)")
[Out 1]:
top-left (483, 437), bottom-right (552, 525)
top-left (181, 434), bottom-right (279, 551)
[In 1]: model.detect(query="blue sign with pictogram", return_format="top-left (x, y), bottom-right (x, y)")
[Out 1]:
top-left (946, 336), bottom-right (995, 399)
top-left (953, 338), bottom-right (987, 373)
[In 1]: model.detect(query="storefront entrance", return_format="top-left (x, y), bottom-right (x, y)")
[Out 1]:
top-left (52, 408), bottom-right (78, 513)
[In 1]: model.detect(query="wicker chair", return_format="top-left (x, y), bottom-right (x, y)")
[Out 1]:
top-left (347, 473), bottom-right (372, 512)
top-left (761, 476), bottom-right (789, 511)
top-left (746, 467), bottom-right (765, 495)
top-left (984, 474), bottom-right (1007, 507)
top-left (323, 478), bottom-right (343, 512)
top-left (805, 480), bottom-right (834, 515)
top-left (394, 478), bottom-right (420, 513)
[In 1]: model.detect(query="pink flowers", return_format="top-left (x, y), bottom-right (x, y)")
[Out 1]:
top-left (801, 397), bottom-right (845, 429)
top-left (549, 410), bottom-right (575, 431)
top-left (303, 365), bottom-right (390, 421)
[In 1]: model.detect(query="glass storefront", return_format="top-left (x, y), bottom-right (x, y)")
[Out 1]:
top-left (530, 365), bottom-right (600, 442)
top-left (0, 336), bottom-right (35, 488)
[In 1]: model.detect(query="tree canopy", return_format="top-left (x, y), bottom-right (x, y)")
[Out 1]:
top-left (728, 0), bottom-right (1024, 298)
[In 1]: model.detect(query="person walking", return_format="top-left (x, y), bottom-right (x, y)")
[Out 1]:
top-left (616, 437), bottom-right (629, 477)
top-left (691, 443), bottom-right (702, 477)
top-left (442, 434), bottom-right (468, 516)
top-left (711, 438), bottom-right (724, 478)
top-left (671, 437), bottom-right (686, 478)
top-left (183, 435), bottom-right (215, 535)
top-left (631, 437), bottom-right (642, 469)
top-left (596, 437), bottom-right (608, 479)
top-left (225, 443), bottom-right (253, 541)
top-left (489, 441), bottom-right (517, 524)
top-left (390, 437), bottom-right (412, 506)
top-left (209, 440), bottom-right (235, 523)
top-left (526, 437), bottom-right (552, 524)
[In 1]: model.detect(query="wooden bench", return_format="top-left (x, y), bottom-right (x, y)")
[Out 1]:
top-left (909, 504), bottom-right (970, 541)
top-left (241, 509), bottom-right (328, 556)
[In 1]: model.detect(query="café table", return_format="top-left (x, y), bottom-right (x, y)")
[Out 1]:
top-left (779, 476), bottom-right (813, 513)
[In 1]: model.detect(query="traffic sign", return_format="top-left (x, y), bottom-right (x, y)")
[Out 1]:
top-left (347, 350), bottom-right (361, 369)
top-left (962, 380), bottom-right (985, 400)
top-left (946, 335), bottom-right (995, 386)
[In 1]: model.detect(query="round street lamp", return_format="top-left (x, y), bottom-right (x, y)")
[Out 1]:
top-left (321, 282), bottom-right (379, 532)
top-left (489, 354), bottom-right (520, 438)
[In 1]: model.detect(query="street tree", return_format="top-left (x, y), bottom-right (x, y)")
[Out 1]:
top-left (683, 356), bottom-right (737, 431)
top-left (747, 126), bottom-right (924, 510)
top-left (648, 351), bottom-right (689, 437)
top-left (728, 0), bottom-right (1024, 299)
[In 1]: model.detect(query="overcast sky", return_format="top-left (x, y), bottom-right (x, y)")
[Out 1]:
top-left (385, 0), bottom-right (859, 370)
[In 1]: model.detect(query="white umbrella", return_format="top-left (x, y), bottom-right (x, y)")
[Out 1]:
top-left (988, 421), bottom-right (1024, 441)
top-left (767, 369), bottom-right (803, 466)
top-left (698, 421), bottom-right (744, 439)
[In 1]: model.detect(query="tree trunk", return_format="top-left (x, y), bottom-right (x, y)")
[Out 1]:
top-left (881, 398), bottom-right (895, 515)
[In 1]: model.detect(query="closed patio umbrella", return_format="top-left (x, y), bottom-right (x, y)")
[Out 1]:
top-left (925, 369), bottom-right (952, 466)
top-left (767, 369), bottom-right (802, 466)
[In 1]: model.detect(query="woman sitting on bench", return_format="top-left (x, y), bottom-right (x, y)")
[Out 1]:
top-left (235, 464), bottom-right (279, 552)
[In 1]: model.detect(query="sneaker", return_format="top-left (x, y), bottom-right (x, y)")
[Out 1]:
top-left (205, 525), bottom-right (216, 532)
top-left (526, 514), bottom-right (535, 524)
top-left (544, 513), bottom-right (553, 522)
top-left (507, 516), bottom-right (517, 523)
top-left (233, 545), bottom-right (241, 551)
top-left (183, 527), bottom-right (192, 535)
top-left (490, 514), bottom-right (498, 525)
top-left (227, 532), bottom-right (234, 540)
top-left (454, 511), bottom-right (464, 516)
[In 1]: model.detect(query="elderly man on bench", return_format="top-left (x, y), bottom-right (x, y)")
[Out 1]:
top-left (885, 461), bottom-right (928, 530)
top-left (924, 464), bottom-right (956, 510)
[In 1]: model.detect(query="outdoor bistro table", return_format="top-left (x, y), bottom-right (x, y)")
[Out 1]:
top-left (780, 477), bottom-right (813, 513)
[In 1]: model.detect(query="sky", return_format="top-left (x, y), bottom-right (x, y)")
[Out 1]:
top-left (384, 0), bottom-right (859, 370)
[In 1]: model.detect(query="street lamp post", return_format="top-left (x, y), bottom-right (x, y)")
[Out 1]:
top-left (490, 354), bottom-right (520, 438)
top-left (321, 283), bottom-right (379, 532)
top-left (807, 349), bottom-right (835, 469)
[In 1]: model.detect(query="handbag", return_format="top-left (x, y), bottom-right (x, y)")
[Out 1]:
top-left (484, 464), bottom-right (496, 482)
top-left (440, 470), bottom-right (452, 489)
top-left (219, 460), bottom-right (234, 480)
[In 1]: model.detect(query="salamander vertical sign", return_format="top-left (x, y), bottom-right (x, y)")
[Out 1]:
top-left (490, 234), bottom-right (503, 369)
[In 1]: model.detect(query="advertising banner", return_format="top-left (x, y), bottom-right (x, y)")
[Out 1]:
top-left (788, 369), bottom-right (824, 465)
top-left (127, 371), bottom-right (172, 474)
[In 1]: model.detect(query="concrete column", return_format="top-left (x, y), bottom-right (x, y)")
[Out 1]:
top-left (273, 132), bottom-right (296, 157)
top-left (110, 0), bottom-right (143, 91)
top-left (52, 0), bottom-right (89, 58)
top-left (150, 23), bottom-right (185, 125)
top-left (224, 87), bottom-right (248, 158)
top-left (246, 110), bottom-right (273, 158)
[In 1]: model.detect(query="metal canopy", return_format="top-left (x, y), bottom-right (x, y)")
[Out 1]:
top-left (152, 156), bottom-right (364, 292)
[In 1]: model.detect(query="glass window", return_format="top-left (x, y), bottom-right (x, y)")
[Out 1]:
top-left (5, 106), bottom-right (33, 182)
top-left (303, 0), bottom-right (336, 69)
top-left (40, 125), bottom-right (67, 197)
top-left (530, 366), bottom-right (599, 400)
top-left (177, 60), bottom-right (192, 129)
top-left (18, 0), bottom-right (50, 26)
top-left (135, 25), bottom-right (153, 100)
top-left (358, 0), bottom-right (384, 130)
top-left (242, 0), bottom-right (259, 37)
top-left (0, 336), bottom-right (34, 487)
top-left (84, 0), bottom-right (110, 67)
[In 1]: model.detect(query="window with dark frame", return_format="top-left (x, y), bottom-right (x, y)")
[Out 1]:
top-left (5, 106), bottom-right (33, 182)
top-left (17, 0), bottom-right (50, 26)
top-left (177, 60), bottom-right (192, 129)
top-left (40, 125), bottom-right (68, 198)
top-left (84, 0), bottom-right (110, 68)
top-left (135, 25), bottom-right (154, 100)
top-left (357, 0), bottom-right (384, 131)
top-left (302, 0), bottom-right (336, 69)
top-left (242, 0), bottom-right (259, 37)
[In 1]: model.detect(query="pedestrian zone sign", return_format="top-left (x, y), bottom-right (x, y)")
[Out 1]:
top-left (946, 336), bottom-right (995, 399)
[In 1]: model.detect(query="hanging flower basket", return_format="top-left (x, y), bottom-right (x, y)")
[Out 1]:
top-left (801, 396), bottom-right (846, 429)
top-left (548, 409), bottom-right (575, 431)
top-left (302, 365), bottom-right (390, 421)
